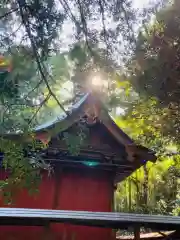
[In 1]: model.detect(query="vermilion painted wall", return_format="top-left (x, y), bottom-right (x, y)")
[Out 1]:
top-left (0, 169), bottom-right (115, 240)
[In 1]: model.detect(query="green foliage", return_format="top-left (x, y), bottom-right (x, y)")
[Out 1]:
top-left (70, 44), bottom-right (88, 68)
top-left (130, 0), bottom-right (180, 106)
top-left (63, 123), bottom-right (89, 156)
top-left (116, 156), bottom-right (180, 215)
top-left (2, 0), bottom-right (179, 215)
top-left (0, 46), bottom-right (37, 100)
top-left (0, 138), bottom-right (41, 204)
top-left (63, 132), bottom-right (83, 156)
top-left (126, 0), bottom-right (180, 147)
top-left (115, 96), bottom-right (180, 215)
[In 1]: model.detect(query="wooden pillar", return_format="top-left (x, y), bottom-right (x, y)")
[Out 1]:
top-left (134, 226), bottom-right (140, 240)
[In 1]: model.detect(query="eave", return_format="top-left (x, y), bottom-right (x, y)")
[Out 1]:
top-left (1, 92), bottom-right (156, 182)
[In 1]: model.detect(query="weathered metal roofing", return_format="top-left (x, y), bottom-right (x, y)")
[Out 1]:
top-left (34, 93), bottom-right (89, 131)
top-left (0, 208), bottom-right (179, 230)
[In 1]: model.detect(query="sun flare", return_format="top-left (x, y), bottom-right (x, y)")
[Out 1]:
top-left (91, 76), bottom-right (108, 88)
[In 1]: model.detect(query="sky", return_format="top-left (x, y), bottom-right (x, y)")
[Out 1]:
top-left (60, 0), bottom-right (152, 50)
top-left (54, 0), bottom-right (153, 117)
top-left (133, 0), bottom-right (151, 9)
top-left (0, 0), bottom-right (153, 120)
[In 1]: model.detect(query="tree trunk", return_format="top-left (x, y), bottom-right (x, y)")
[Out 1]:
top-left (143, 164), bottom-right (148, 213)
top-left (128, 178), bottom-right (132, 212)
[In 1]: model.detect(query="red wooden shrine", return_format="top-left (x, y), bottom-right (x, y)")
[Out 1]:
top-left (0, 93), bottom-right (156, 240)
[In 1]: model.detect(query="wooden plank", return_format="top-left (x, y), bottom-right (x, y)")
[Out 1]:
top-left (0, 208), bottom-right (179, 230)
top-left (116, 231), bottom-right (175, 240)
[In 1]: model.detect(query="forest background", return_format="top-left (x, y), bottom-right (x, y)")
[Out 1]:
top-left (0, 0), bottom-right (180, 216)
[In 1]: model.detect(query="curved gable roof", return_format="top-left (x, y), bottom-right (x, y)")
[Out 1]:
top-left (3, 93), bottom-right (156, 163)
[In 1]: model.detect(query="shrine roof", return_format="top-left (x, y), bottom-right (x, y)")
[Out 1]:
top-left (33, 92), bottom-right (156, 163)
top-left (34, 93), bottom-right (89, 131)
top-left (34, 92), bottom-right (134, 144)
top-left (1, 92), bottom-right (157, 182)
top-left (3, 92), bottom-right (156, 165)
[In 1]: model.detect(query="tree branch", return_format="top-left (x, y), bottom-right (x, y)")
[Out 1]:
top-left (76, 0), bottom-right (96, 57)
top-left (0, 23), bottom-right (22, 43)
top-left (120, 0), bottom-right (136, 48)
top-left (17, 0), bottom-right (69, 116)
top-left (98, 0), bottom-right (110, 54)
top-left (0, 7), bottom-right (19, 20)
top-left (59, 0), bottom-right (81, 28)
top-left (28, 93), bottom-right (51, 125)
top-left (158, 231), bottom-right (172, 240)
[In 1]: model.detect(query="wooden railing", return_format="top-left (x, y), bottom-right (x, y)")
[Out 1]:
top-left (0, 208), bottom-right (179, 231)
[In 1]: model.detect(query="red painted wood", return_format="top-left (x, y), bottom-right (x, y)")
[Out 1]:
top-left (52, 170), bottom-right (114, 240)
top-left (0, 171), bottom-right (56, 240)
top-left (0, 171), bottom-right (55, 208)
top-left (0, 169), bottom-right (115, 240)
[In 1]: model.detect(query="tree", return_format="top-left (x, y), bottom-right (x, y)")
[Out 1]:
top-left (0, 0), bottom-right (155, 131)
top-left (130, 0), bottom-right (180, 106)
top-left (0, 0), bottom-right (167, 203)
top-left (113, 74), bottom-right (180, 216)
top-left (124, 0), bottom-right (180, 144)
top-left (115, 104), bottom-right (180, 216)
top-left (115, 157), bottom-right (180, 215)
